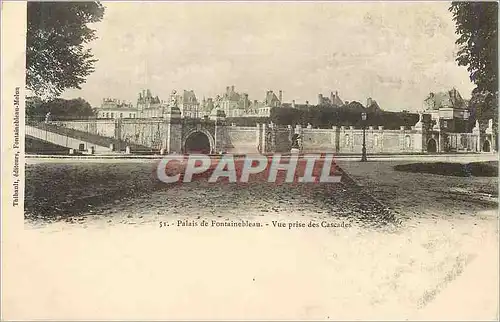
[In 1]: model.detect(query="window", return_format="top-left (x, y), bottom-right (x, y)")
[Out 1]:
top-left (120, 113), bottom-right (123, 118)
top-left (373, 134), bottom-right (379, 146)
top-left (345, 134), bottom-right (350, 147)
top-left (111, 113), bottom-right (114, 118)
top-left (106, 112), bottom-right (109, 118)
top-left (443, 120), bottom-right (448, 128)
top-left (405, 135), bottom-right (411, 148)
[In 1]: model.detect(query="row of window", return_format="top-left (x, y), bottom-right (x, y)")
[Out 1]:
top-left (100, 112), bottom-right (137, 118)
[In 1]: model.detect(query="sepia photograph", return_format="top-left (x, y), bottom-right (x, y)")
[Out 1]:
top-left (2, 0), bottom-right (499, 320)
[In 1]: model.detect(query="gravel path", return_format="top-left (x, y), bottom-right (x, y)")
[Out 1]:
top-left (25, 160), bottom-right (396, 229)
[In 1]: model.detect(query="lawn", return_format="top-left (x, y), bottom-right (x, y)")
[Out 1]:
top-left (394, 161), bottom-right (498, 177)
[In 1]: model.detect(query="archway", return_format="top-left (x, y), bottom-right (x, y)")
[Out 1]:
top-left (427, 138), bottom-right (437, 153)
top-left (184, 131), bottom-right (211, 154)
top-left (483, 140), bottom-right (491, 152)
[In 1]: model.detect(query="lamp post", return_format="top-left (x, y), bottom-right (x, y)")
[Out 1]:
top-left (361, 111), bottom-right (367, 162)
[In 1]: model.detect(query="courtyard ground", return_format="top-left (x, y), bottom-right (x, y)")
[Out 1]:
top-left (5, 155), bottom-right (498, 320)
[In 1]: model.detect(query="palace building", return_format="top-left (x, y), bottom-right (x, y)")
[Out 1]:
top-left (423, 88), bottom-right (470, 132)
top-left (95, 98), bottom-right (138, 119)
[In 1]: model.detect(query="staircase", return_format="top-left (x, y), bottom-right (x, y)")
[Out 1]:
top-left (26, 124), bottom-right (112, 153)
top-left (26, 122), bottom-right (154, 154)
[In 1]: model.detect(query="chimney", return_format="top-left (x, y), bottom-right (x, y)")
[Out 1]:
top-left (226, 86), bottom-right (230, 93)
top-left (318, 94), bottom-right (323, 105)
top-left (367, 97), bottom-right (373, 108)
top-left (305, 100), bottom-right (309, 107)
top-left (292, 100), bottom-right (296, 108)
top-left (231, 85), bottom-right (235, 92)
top-left (279, 90), bottom-right (283, 102)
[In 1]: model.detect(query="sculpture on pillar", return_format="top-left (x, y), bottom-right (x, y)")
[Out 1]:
top-left (45, 111), bottom-right (52, 123)
top-left (291, 133), bottom-right (301, 151)
top-left (169, 90), bottom-right (178, 108)
top-left (485, 119), bottom-right (495, 136)
top-left (414, 112), bottom-right (424, 130)
top-left (214, 95), bottom-right (222, 109)
top-left (432, 117), bottom-right (441, 131)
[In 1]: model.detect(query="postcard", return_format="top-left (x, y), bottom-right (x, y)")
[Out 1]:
top-left (1, 1), bottom-right (498, 320)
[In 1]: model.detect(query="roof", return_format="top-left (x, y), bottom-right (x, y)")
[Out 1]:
top-left (424, 88), bottom-right (467, 110)
top-left (265, 91), bottom-right (280, 106)
top-left (137, 89), bottom-right (161, 104)
top-left (223, 87), bottom-right (241, 101)
top-left (331, 93), bottom-right (344, 106)
top-left (180, 90), bottom-right (198, 103)
top-left (367, 100), bottom-right (381, 110)
top-left (250, 100), bottom-right (265, 109)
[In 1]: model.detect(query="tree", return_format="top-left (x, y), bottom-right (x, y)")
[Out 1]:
top-left (344, 101), bottom-right (365, 112)
top-left (449, 2), bottom-right (498, 124)
top-left (26, 2), bottom-right (105, 98)
top-left (26, 97), bottom-right (95, 121)
top-left (268, 105), bottom-right (418, 129)
top-left (468, 90), bottom-right (498, 127)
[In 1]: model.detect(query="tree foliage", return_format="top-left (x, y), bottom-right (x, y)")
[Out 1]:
top-left (468, 90), bottom-right (498, 127)
top-left (26, 97), bottom-right (95, 120)
top-left (26, 2), bottom-right (105, 98)
top-left (225, 116), bottom-right (272, 127)
top-left (449, 2), bottom-right (498, 124)
top-left (266, 106), bottom-right (419, 129)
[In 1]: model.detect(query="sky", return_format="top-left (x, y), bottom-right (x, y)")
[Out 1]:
top-left (62, 1), bottom-right (475, 112)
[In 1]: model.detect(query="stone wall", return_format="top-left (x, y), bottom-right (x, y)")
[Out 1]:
top-left (300, 127), bottom-right (336, 153)
top-left (56, 120), bottom-right (115, 138)
top-left (446, 133), bottom-right (479, 152)
top-left (51, 118), bottom-right (496, 155)
top-left (120, 119), bottom-right (167, 149)
top-left (224, 124), bottom-right (294, 154)
top-left (224, 126), bottom-right (259, 154)
top-left (296, 125), bottom-right (425, 154)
